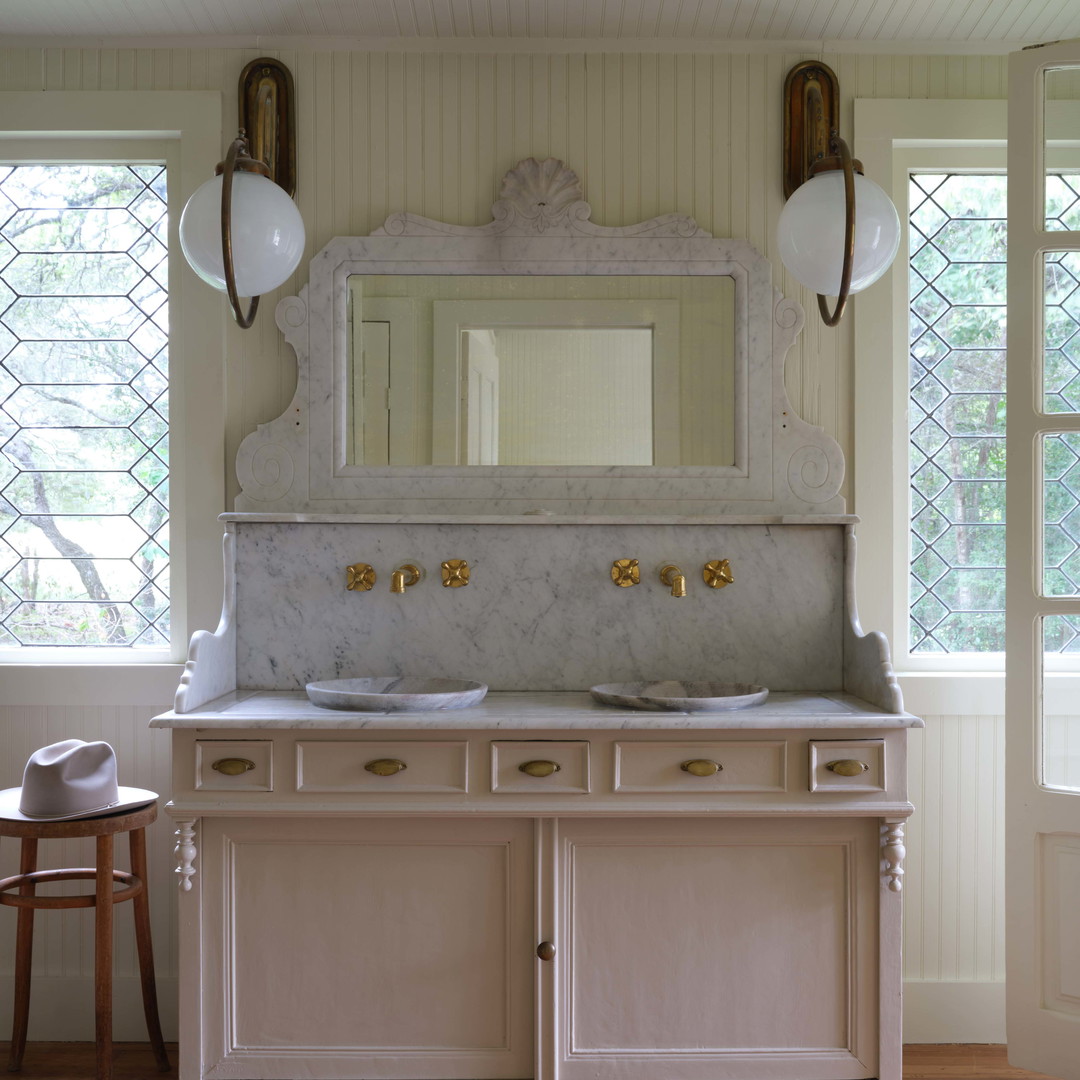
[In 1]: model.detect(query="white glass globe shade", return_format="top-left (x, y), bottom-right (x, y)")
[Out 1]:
top-left (179, 171), bottom-right (305, 297)
top-left (776, 169), bottom-right (901, 297)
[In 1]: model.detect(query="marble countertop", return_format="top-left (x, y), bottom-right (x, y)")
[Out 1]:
top-left (150, 690), bottom-right (923, 730)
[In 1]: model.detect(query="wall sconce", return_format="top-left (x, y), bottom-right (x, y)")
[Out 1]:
top-left (178, 58), bottom-right (305, 329)
top-left (777, 62), bottom-right (900, 327)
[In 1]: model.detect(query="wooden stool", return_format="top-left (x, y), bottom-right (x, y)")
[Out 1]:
top-left (0, 802), bottom-right (169, 1079)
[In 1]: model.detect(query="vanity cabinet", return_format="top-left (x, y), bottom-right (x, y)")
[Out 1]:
top-left (154, 692), bottom-right (917, 1080)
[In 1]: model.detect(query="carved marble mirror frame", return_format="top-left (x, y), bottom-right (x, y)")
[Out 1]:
top-left (235, 157), bottom-right (844, 515)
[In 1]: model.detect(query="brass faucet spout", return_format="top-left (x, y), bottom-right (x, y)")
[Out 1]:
top-left (659, 565), bottom-right (687, 598)
top-left (391, 563), bottom-right (422, 594)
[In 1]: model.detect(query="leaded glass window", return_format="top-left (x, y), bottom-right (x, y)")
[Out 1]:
top-left (909, 174), bottom-right (1007, 654)
top-left (909, 173), bottom-right (1080, 653)
top-left (0, 164), bottom-right (169, 648)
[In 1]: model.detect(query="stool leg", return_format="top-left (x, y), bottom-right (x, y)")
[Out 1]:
top-left (8, 837), bottom-right (38, 1072)
top-left (95, 833), bottom-right (113, 1080)
top-left (129, 827), bottom-right (169, 1071)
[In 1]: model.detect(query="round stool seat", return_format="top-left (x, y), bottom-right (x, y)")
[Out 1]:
top-left (0, 800), bottom-right (169, 1078)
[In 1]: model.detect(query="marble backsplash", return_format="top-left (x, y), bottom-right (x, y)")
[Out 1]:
top-left (232, 520), bottom-right (845, 693)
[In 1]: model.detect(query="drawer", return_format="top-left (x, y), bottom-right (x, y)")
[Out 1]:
top-left (296, 741), bottom-right (468, 793)
top-left (808, 739), bottom-right (885, 793)
top-left (614, 741), bottom-right (787, 793)
top-left (196, 740), bottom-right (273, 791)
top-left (490, 741), bottom-right (590, 794)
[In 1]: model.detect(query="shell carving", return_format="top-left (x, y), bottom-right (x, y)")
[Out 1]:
top-left (497, 157), bottom-right (585, 232)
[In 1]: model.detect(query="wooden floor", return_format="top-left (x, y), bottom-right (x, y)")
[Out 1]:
top-left (0, 1042), bottom-right (1063, 1079)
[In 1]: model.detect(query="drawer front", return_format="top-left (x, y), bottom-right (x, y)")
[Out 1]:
top-left (196, 740), bottom-right (273, 792)
top-left (296, 741), bottom-right (469, 793)
top-left (491, 741), bottom-right (590, 794)
top-left (808, 739), bottom-right (885, 793)
top-left (614, 741), bottom-right (787, 793)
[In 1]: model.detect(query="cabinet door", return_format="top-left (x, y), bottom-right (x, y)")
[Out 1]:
top-left (199, 816), bottom-right (534, 1079)
top-left (550, 817), bottom-right (879, 1080)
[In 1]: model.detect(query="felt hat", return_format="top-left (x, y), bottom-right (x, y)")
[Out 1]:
top-left (0, 740), bottom-right (156, 822)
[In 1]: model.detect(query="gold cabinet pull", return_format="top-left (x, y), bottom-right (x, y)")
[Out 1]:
top-left (826, 759), bottom-right (870, 776)
top-left (518, 760), bottom-right (561, 778)
top-left (211, 757), bottom-right (256, 776)
top-left (365, 758), bottom-right (408, 776)
top-left (681, 759), bottom-right (723, 777)
top-left (536, 941), bottom-right (556, 961)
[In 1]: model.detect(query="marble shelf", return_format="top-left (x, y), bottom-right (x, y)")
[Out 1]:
top-left (151, 688), bottom-right (923, 730)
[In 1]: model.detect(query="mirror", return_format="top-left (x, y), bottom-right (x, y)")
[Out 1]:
top-left (348, 274), bottom-right (735, 467)
top-left (238, 157), bottom-right (845, 515)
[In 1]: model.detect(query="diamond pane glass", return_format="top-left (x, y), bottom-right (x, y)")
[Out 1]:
top-left (1042, 433), bottom-right (1080, 596)
top-left (0, 163), bottom-right (169, 649)
top-left (908, 174), bottom-right (1007, 653)
top-left (1041, 615), bottom-right (1080, 793)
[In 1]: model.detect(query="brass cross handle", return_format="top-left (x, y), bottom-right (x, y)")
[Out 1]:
top-left (826, 759), bottom-right (870, 776)
top-left (346, 563), bottom-right (376, 591)
top-left (441, 559), bottom-right (470, 587)
top-left (611, 559), bottom-right (641, 587)
top-left (703, 559), bottom-right (734, 589)
top-left (212, 758), bottom-right (256, 776)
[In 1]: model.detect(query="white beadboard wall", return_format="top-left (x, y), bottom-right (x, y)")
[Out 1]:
top-left (0, 44), bottom-right (1011, 1042)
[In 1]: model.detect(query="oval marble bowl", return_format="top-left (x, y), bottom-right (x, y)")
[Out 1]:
top-left (590, 680), bottom-right (768, 712)
top-left (306, 677), bottom-right (488, 712)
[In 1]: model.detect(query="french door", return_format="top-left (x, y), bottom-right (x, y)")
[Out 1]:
top-left (1006, 38), bottom-right (1080, 1080)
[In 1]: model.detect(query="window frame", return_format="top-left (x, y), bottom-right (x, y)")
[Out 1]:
top-left (0, 91), bottom-right (223, 680)
top-left (854, 100), bottom-right (1009, 714)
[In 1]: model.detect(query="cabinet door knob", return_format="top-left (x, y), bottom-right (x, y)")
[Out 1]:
top-left (211, 757), bottom-right (256, 776)
top-left (681, 759), bottom-right (722, 777)
top-left (825, 759), bottom-right (870, 776)
top-left (536, 941), bottom-right (556, 961)
top-left (518, 760), bottom-right (561, 778)
top-left (365, 758), bottom-right (408, 776)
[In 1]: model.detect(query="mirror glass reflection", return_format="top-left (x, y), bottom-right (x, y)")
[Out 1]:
top-left (348, 274), bottom-right (735, 467)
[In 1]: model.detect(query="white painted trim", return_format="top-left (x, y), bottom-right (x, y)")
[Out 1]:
top-left (0, 90), bottom-right (225, 674)
top-left (0, 36), bottom-right (1033, 56)
top-left (0, 664), bottom-right (182, 706)
top-left (902, 980), bottom-right (1005, 1044)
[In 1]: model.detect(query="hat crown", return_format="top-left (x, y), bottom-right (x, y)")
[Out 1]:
top-left (18, 740), bottom-right (120, 819)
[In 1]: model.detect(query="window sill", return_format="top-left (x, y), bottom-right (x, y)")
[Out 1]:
top-left (0, 664), bottom-right (184, 708)
top-left (898, 671), bottom-right (1080, 716)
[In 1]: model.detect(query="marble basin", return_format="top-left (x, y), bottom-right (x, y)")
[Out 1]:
top-left (306, 677), bottom-right (488, 712)
top-left (590, 681), bottom-right (768, 712)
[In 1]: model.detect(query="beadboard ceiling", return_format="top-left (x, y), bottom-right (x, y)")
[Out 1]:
top-left (0, 0), bottom-right (1077, 49)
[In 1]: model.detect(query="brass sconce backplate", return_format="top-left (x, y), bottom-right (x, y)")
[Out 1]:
top-left (239, 57), bottom-right (297, 196)
top-left (782, 61), bottom-right (841, 199)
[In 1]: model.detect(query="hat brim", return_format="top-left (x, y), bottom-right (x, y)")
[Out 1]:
top-left (0, 786), bottom-right (158, 823)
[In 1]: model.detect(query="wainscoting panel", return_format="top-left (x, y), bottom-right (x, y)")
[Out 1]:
top-left (902, 713), bottom-right (1006, 1043)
